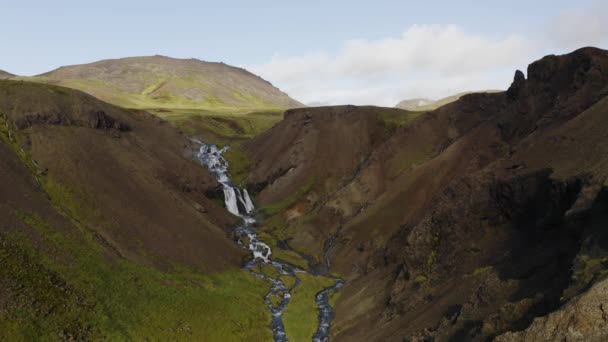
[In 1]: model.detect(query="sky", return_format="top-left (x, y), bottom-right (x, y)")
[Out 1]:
top-left (2, 0), bottom-right (608, 106)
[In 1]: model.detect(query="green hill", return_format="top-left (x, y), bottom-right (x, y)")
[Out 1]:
top-left (18, 56), bottom-right (304, 143)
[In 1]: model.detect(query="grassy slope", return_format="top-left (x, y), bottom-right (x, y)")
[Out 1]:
top-left (283, 273), bottom-right (338, 342)
top-left (19, 56), bottom-right (303, 143)
top-left (1, 213), bottom-right (272, 341)
top-left (161, 108), bottom-right (286, 145)
top-left (0, 83), bottom-right (274, 341)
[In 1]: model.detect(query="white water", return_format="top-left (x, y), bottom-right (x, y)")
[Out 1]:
top-left (193, 141), bottom-right (343, 342)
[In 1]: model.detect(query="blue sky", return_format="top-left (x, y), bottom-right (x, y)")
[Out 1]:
top-left (2, 0), bottom-right (607, 105)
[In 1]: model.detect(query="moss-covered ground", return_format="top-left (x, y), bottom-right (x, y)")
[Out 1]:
top-left (283, 273), bottom-right (339, 342)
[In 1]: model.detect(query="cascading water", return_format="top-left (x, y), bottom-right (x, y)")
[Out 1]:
top-left (193, 140), bottom-right (343, 342)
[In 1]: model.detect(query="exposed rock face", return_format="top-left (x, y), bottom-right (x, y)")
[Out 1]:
top-left (242, 47), bottom-right (608, 341)
top-left (13, 109), bottom-right (131, 131)
top-left (495, 279), bottom-right (608, 342)
top-left (506, 70), bottom-right (525, 99)
top-left (0, 81), bottom-right (131, 131)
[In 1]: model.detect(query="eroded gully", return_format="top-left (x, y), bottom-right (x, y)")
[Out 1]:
top-left (193, 141), bottom-right (344, 342)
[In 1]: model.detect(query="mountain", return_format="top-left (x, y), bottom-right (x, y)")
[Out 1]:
top-left (20, 56), bottom-right (304, 143)
top-left (235, 47), bottom-right (608, 341)
top-left (396, 90), bottom-right (501, 111)
top-left (0, 69), bottom-right (14, 79)
top-left (0, 80), bottom-right (274, 340)
top-left (27, 56), bottom-right (303, 111)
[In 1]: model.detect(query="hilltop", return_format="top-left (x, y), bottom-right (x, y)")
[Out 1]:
top-left (18, 56), bottom-right (304, 143)
top-left (27, 55), bottom-right (302, 111)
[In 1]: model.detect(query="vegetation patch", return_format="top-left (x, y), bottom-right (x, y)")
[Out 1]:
top-left (561, 254), bottom-right (608, 302)
top-left (261, 177), bottom-right (317, 217)
top-left (377, 108), bottom-right (424, 133)
top-left (283, 273), bottom-right (337, 341)
top-left (149, 108), bottom-right (284, 144)
top-left (3, 207), bottom-right (274, 341)
top-left (224, 143), bottom-right (252, 186)
top-left (258, 231), bottom-right (310, 271)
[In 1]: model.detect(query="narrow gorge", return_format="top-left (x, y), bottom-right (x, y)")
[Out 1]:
top-left (194, 141), bottom-right (344, 341)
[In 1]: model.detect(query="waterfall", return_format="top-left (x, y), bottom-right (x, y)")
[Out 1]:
top-left (223, 186), bottom-right (240, 216)
top-left (193, 140), bottom-right (343, 342)
top-left (243, 189), bottom-right (255, 213)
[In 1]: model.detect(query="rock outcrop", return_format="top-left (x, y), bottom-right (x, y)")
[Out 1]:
top-left (495, 279), bottom-right (608, 342)
top-left (242, 47), bottom-right (608, 341)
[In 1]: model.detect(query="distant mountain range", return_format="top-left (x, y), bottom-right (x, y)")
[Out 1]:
top-left (396, 90), bottom-right (502, 111)
top-left (13, 56), bottom-right (303, 112)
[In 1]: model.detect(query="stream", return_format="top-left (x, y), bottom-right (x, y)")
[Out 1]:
top-left (193, 141), bottom-right (344, 342)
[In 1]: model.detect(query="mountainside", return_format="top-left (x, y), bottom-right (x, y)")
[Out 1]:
top-left (0, 80), bottom-right (274, 340)
top-left (18, 56), bottom-right (304, 144)
top-left (396, 90), bottom-right (501, 111)
top-left (0, 69), bottom-right (14, 79)
top-left (237, 47), bottom-right (608, 341)
top-left (27, 56), bottom-right (303, 111)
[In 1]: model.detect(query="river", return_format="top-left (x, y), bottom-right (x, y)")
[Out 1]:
top-left (193, 141), bottom-right (344, 342)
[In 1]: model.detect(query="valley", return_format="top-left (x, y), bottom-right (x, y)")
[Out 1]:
top-left (2, 46), bottom-right (608, 342)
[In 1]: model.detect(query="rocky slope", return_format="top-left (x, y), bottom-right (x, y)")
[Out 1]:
top-left (25, 56), bottom-right (303, 111)
top-left (241, 47), bottom-right (608, 341)
top-left (495, 277), bottom-right (608, 342)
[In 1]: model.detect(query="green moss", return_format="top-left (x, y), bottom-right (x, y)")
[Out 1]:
top-left (561, 254), bottom-right (608, 302)
top-left (280, 275), bottom-right (297, 290)
top-left (414, 275), bottom-right (428, 283)
top-left (257, 231), bottom-right (310, 271)
top-left (157, 108), bottom-right (284, 144)
top-left (4, 160), bottom-right (274, 341)
top-left (40, 177), bottom-right (100, 225)
top-left (0, 112), bottom-right (40, 176)
top-left (482, 322), bottom-right (496, 337)
top-left (261, 177), bottom-right (317, 216)
top-left (270, 291), bottom-right (285, 307)
top-left (224, 143), bottom-right (252, 186)
top-left (255, 263), bottom-right (282, 279)
top-left (426, 231), bottom-right (441, 273)
top-left (4, 208), bottom-right (274, 341)
top-left (283, 273), bottom-right (337, 341)
top-left (377, 107), bottom-right (424, 132)
top-left (388, 145), bottom-right (435, 177)
top-left (473, 266), bottom-right (495, 277)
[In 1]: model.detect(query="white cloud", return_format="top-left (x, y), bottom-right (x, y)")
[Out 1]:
top-left (545, 1), bottom-right (608, 53)
top-left (249, 24), bottom-right (531, 106)
top-left (250, 0), bottom-right (608, 107)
